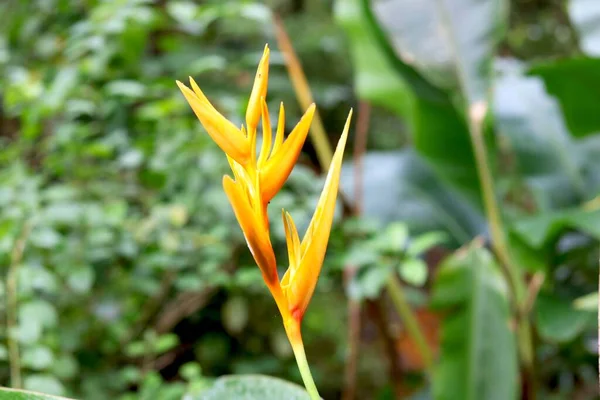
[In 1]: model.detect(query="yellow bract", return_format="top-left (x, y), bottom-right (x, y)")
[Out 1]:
top-left (177, 44), bottom-right (352, 326)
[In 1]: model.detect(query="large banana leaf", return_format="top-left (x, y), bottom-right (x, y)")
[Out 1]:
top-left (431, 243), bottom-right (518, 400)
top-left (335, 0), bottom-right (485, 205)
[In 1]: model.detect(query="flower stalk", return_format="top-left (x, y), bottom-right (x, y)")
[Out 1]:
top-left (177, 45), bottom-right (352, 397)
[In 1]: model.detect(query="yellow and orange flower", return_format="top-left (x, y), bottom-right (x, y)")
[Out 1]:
top-left (176, 45), bottom-right (351, 397)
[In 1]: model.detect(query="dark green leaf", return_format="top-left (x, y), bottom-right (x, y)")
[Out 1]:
top-left (536, 293), bottom-right (595, 342)
top-left (512, 208), bottom-right (600, 249)
top-left (529, 58), bottom-right (600, 138)
top-left (431, 243), bottom-right (518, 400)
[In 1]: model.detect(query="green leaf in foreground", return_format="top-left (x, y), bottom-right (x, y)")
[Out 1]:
top-left (431, 243), bottom-right (518, 400)
top-left (196, 375), bottom-right (311, 400)
top-left (0, 387), bottom-right (74, 400)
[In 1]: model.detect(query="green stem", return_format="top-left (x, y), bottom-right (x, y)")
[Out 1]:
top-left (467, 104), bottom-right (535, 396)
top-left (6, 221), bottom-right (31, 389)
top-left (290, 335), bottom-right (321, 400)
top-left (386, 276), bottom-right (433, 373)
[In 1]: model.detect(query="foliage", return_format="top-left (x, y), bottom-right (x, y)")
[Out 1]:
top-left (1, 0), bottom-right (598, 399)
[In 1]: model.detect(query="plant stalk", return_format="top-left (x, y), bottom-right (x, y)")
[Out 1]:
top-left (285, 319), bottom-right (321, 400)
top-left (6, 221), bottom-right (31, 389)
top-left (467, 103), bottom-right (535, 392)
top-left (386, 276), bottom-right (433, 373)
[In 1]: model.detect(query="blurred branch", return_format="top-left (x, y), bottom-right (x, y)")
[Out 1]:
top-left (272, 13), bottom-right (333, 169)
top-left (366, 299), bottom-right (403, 398)
top-left (386, 277), bottom-right (433, 374)
top-left (352, 101), bottom-right (371, 215)
top-left (6, 220), bottom-right (32, 389)
top-left (342, 101), bottom-right (371, 400)
top-left (524, 272), bottom-right (545, 315)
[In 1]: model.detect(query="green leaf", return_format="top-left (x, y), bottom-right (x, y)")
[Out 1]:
top-left (574, 291), bottom-right (598, 311)
top-left (0, 387), bottom-right (74, 400)
top-left (407, 231), bottom-right (448, 257)
top-left (569, 0), bottom-right (600, 56)
top-left (335, 0), bottom-right (483, 204)
top-left (340, 151), bottom-right (484, 245)
top-left (536, 293), bottom-right (595, 343)
top-left (431, 243), bottom-right (518, 400)
top-left (349, 263), bottom-right (393, 300)
top-left (23, 375), bottom-right (66, 398)
top-left (512, 208), bottom-right (600, 249)
top-left (398, 258), bottom-right (428, 287)
top-left (197, 375), bottom-right (311, 400)
top-left (371, 0), bottom-right (508, 104)
top-left (494, 59), bottom-right (588, 209)
top-left (529, 58), bottom-right (600, 138)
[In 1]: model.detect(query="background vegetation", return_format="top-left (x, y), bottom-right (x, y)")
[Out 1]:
top-left (0, 0), bottom-right (599, 399)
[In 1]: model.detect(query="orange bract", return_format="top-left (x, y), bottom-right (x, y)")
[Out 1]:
top-left (176, 43), bottom-right (352, 328)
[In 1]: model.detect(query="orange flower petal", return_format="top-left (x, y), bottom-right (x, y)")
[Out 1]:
top-left (283, 109), bottom-right (352, 318)
top-left (177, 80), bottom-right (250, 164)
top-left (271, 102), bottom-right (285, 157)
top-left (260, 103), bottom-right (316, 203)
top-left (257, 98), bottom-right (272, 168)
top-left (246, 45), bottom-right (270, 133)
top-left (223, 175), bottom-right (278, 284)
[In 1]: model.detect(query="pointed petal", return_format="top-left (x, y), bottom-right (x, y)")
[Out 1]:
top-left (257, 98), bottom-right (272, 168)
top-left (177, 81), bottom-right (250, 164)
top-left (282, 210), bottom-right (301, 274)
top-left (223, 175), bottom-right (278, 284)
top-left (285, 110), bottom-right (352, 317)
top-left (271, 102), bottom-right (285, 156)
top-left (246, 45), bottom-right (270, 133)
top-left (259, 103), bottom-right (315, 202)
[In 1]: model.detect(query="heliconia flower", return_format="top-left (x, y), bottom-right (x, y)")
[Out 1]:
top-left (279, 110), bottom-right (352, 322)
top-left (177, 44), bottom-right (352, 399)
top-left (176, 79), bottom-right (250, 166)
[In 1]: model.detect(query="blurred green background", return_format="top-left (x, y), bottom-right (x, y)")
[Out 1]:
top-left (1, 0), bottom-right (599, 399)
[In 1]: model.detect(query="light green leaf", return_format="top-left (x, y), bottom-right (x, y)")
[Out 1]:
top-left (494, 58), bottom-right (587, 209)
top-left (23, 375), bottom-right (66, 397)
top-left (574, 291), bottom-right (598, 311)
top-left (372, 0), bottom-right (508, 104)
top-left (398, 258), bottom-right (428, 286)
top-left (335, 0), bottom-right (483, 204)
top-left (0, 387), bottom-right (73, 400)
top-left (569, 0), bottom-right (600, 56)
top-left (407, 231), bottom-right (448, 256)
top-left (431, 243), bottom-right (518, 400)
top-left (196, 375), bottom-right (311, 400)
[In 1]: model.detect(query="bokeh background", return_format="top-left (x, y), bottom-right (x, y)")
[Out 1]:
top-left (1, 0), bottom-right (599, 399)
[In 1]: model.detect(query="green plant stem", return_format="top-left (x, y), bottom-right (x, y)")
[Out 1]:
top-left (290, 336), bottom-right (321, 400)
top-left (386, 276), bottom-right (433, 373)
top-left (466, 104), bottom-right (535, 391)
top-left (6, 221), bottom-right (31, 389)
